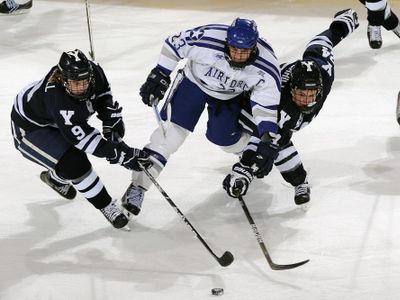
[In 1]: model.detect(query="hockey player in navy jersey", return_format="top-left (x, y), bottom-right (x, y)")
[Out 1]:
top-left (10, 49), bottom-right (152, 228)
top-left (223, 9), bottom-right (359, 207)
top-left (358, 0), bottom-right (400, 49)
top-left (122, 18), bottom-right (281, 216)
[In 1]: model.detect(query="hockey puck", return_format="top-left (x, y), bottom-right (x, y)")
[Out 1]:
top-left (211, 288), bottom-right (224, 296)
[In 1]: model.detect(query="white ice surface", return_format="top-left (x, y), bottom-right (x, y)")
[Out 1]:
top-left (1, 1), bottom-right (400, 299)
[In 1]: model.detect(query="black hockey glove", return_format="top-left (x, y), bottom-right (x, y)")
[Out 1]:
top-left (107, 142), bottom-right (153, 171)
top-left (139, 67), bottom-right (171, 106)
top-left (330, 8), bottom-right (359, 38)
top-left (253, 141), bottom-right (279, 178)
top-left (100, 102), bottom-right (125, 141)
top-left (223, 162), bottom-right (254, 198)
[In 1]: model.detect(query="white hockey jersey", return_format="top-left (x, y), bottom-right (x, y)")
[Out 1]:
top-left (157, 23), bottom-right (281, 135)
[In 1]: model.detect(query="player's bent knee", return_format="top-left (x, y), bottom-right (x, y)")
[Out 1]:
top-left (56, 147), bottom-right (92, 180)
top-left (147, 122), bottom-right (190, 159)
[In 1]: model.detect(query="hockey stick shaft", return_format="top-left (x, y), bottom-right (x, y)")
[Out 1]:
top-left (140, 165), bottom-right (234, 267)
top-left (85, 0), bottom-right (95, 60)
top-left (150, 69), bottom-right (183, 137)
top-left (236, 194), bottom-right (309, 270)
top-left (152, 101), bottom-right (166, 137)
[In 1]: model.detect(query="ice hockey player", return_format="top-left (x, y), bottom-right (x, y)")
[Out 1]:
top-left (358, 0), bottom-right (400, 49)
top-left (0, 0), bottom-right (32, 14)
top-left (223, 9), bottom-right (359, 208)
top-left (122, 18), bottom-right (281, 216)
top-left (10, 49), bottom-right (152, 228)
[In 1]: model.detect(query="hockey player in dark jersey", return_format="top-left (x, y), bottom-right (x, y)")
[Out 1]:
top-left (10, 49), bottom-right (152, 228)
top-left (223, 9), bottom-right (359, 207)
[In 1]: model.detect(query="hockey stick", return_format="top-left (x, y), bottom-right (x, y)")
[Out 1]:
top-left (396, 91), bottom-right (400, 125)
top-left (236, 193), bottom-right (309, 270)
top-left (150, 69), bottom-right (183, 137)
top-left (151, 99), bottom-right (166, 137)
top-left (85, 0), bottom-right (95, 60)
top-left (139, 163), bottom-right (234, 267)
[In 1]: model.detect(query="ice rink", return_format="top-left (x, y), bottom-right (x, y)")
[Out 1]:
top-left (1, 0), bottom-right (400, 299)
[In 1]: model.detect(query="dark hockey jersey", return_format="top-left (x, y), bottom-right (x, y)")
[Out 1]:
top-left (275, 31), bottom-right (334, 147)
top-left (239, 29), bottom-right (335, 149)
top-left (11, 62), bottom-right (119, 158)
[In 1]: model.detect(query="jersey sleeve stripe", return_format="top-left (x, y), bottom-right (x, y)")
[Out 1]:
top-left (165, 39), bottom-right (184, 59)
top-left (97, 90), bottom-right (112, 98)
top-left (188, 42), bottom-right (225, 52)
top-left (257, 39), bottom-right (278, 60)
top-left (14, 80), bottom-right (49, 127)
top-left (253, 62), bottom-right (281, 90)
top-left (75, 129), bottom-right (102, 154)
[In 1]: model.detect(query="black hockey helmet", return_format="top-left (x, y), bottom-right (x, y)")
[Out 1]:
top-left (225, 18), bottom-right (259, 69)
top-left (290, 60), bottom-right (323, 114)
top-left (58, 49), bottom-right (94, 101)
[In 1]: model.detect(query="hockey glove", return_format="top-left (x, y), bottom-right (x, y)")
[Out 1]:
top-left (253, 141), bottom-right (279, 178)
top-left (330, 8), bottom-right (359, 38)
top-left (100, 102), bottom-right (125, 141)
top-left (107, 142), bottom-right (153, 171)
top-left (223, 162), bottom-right (254, 198)
top-left (139, 67), bottom-right (171, 106)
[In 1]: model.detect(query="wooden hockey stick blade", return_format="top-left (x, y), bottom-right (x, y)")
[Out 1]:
top-left (218, 251), bottom-right (234, 267)
top-left (236, 193), bottom-right (309, 270)
top-left (269, 258), bottom-right (310, 270)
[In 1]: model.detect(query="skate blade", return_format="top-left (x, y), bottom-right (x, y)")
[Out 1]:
top-left (119, 224), bottom-right (131, 232)
top-left (298, 203), bottom-right (310, 212)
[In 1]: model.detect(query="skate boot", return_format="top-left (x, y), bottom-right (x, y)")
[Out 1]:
top-left (0, 0), bottom-right (32, 14)
top-left (40, 170), bottom-right (77, 200)
top-left (100, 200), bottom-right (129, 229)
top-left (392, 24), bottom-right (400, 39)
top-left (121, 184), bottom-right (145, 216)
top-left (367, 25), bottom-right (382, 49)
top-left (294, 182), bottom-right (310, 208)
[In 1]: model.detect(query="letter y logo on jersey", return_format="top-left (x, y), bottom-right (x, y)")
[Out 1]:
top-left (60, 110), bottom-right (75, 125)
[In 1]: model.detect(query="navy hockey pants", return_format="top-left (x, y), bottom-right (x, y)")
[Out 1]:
top-left (159, 76), bottom-right (244, 147)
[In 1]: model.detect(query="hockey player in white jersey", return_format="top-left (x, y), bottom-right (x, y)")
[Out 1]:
top-left (122, 18), bottom-right (281, 216)
top-left (223, 9), bottom-right (359, 207)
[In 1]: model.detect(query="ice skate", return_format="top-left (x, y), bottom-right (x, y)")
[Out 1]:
top-left (100, 199), bottom-right (129, 229)
top-left (121, 184), bottom-right (145, 216)
top-left (367, 25), bottom-right (382, 49)
top-left (40, 170), bottom-right (77, 200)
top-left (294, 182), bottom-right (310, 211)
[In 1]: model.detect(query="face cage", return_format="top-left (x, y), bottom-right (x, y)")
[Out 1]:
top-left (224, 44), bottom-right (257, 69)
top-left (63, 75), bottom-right (94, 101)
top-left (291, 87), bottom-right (322, 114)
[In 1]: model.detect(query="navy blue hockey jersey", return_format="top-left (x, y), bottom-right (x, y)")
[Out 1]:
top-left (11, 62), bottom-right (119, 158)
